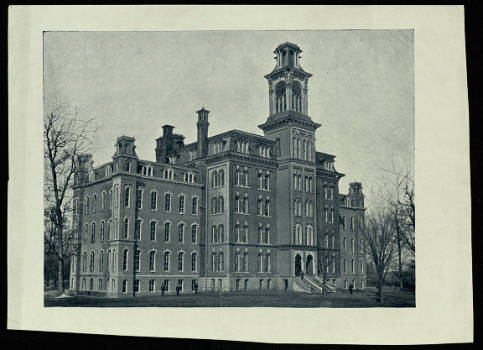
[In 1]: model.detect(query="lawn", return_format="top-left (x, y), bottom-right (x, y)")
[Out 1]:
top-left (44, 287), bottom-right (415, 308)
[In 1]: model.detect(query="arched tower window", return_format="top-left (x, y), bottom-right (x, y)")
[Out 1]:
top-left (292, 81), bottom-right (302, 112)
top-left (275, 81), bottom-right (286, 113)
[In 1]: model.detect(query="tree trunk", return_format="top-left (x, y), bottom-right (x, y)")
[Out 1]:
top-left (57, 225), bottom-right (65, 294)
top-left (377, 278), bottom-right (384, 303)
top-left (395, 213), bottom-right (403, 289)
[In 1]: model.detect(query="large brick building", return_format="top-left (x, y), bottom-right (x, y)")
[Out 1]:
top-left (69, 42), bottom-right (367, 297)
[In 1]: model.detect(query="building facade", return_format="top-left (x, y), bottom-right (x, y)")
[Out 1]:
top-left (69, 42), bottom-right (367, 297)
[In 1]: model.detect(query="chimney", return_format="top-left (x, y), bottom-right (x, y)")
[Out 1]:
top-left (196, 107), bottom-right (209, 157)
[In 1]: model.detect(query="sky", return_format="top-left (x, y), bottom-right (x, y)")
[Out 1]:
top-left (44, 30), bottom-right (414, 205)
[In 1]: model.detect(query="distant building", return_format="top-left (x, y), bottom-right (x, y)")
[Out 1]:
top-left (69, 42), bottom-right (367, 297)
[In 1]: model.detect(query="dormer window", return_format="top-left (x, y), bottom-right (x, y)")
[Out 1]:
top-left (105, 165), bottom-right (112, 177)
top-left (184, 172), bottom-right (194, 183)
top-left (168, 155), bottom-right (176, 165)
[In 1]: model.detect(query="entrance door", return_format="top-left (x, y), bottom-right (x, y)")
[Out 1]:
top-left (306, 255), bottom-right (314, 275)
top-left (294, 254), bottom-right (302, 276)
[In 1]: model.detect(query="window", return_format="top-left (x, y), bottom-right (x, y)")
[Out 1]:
top-left (90, 278), bottom-right (94, 290)
top-left (219, 252), bottom-right (224, 271)
top-left (343, 259), bottom-right (347, 273)
top-left (92, 194), bottom-right (97, 213)
top-left (264, 174), bottom-right (270, 190)
top-left (265, 199), bottom-right (270, 216)
top-left (149, 251), bottom-right (156, 271)
top-left (212, 253), bottom-right (217, 272)
top-left (124, 161), bottom-right (131, 172)
top-left (325, 208), bottom-right (329, 223)
top-left (91, 223), bottom-right (96, 243)
top-left (257, 198), bottom-right (263, 216)
top-left (343, 237), bottom-right (347, 251)
top-left (165, 193), bottom-right (171, 212)
top-left (178, 252), bottom-right (184, 271)
top-left (351, 238), bottom-right (355, 253)
top-left (331, 235), bottom-right (335, 249)
top-left (99, 251), bottom-right (104, 272)
top-left (258, 254), bottom-right (263, 272)
top-left (134, 250), bottom-right (141, 271)
top-left (124, 187), bottom-right (130, 207)
top-left (361, 260), bottom-right (365, 275)
top-left (218, 224), bottom-right (224, 243)
top-left (85, 196), bottom-right (89, 214)
top-left (218, 196), bottom-right (224, 213)
top-left (82, 252), bottom-right (87, 272)
top-left (134, 219), bottom-right (142, 240)
top-left (151, 192), bottom-right (157, 210)
top-left (191, 225), bottom-right (197, 243)
top-left (307, 225), bottom-right (314, 245)
top-left (350, 217), bottom-right (354, 230)
top-left (89, 251), bottom-right (95, 272)
top-left (330, 209), bottom-right (334, 223)
top-left (123, 249), bottom-right (128, 271)
top-left (235, 224), bottom-right (240, 242)
top-left (258, 172), bottom-right (263, 189)
top-left (264, 227), bottom-right (270, 244)
top-left (351, 259), bottom-right (355, 274)
top-left (211, 170), bottom-right (217, 188)
top-left (106, 251), bottom-right (110, 272)
top-left (178, 223), bottom-right (185, 243)
top-left (164, 251), bottom-right (170, 271)
top-left (133, 279), bottom-right (140, 293)
top-left (192, 197), bottom-right (198, 215)
top-left (234, 253), bottom-right (240, 272)
top-left (101, 192), bottom-right (106, 211)
top-left (219, 170), bottom-right (224, 186)
top-left (149, 280), bottom-right (155, 292)
top-left (234, 195), bottom-right (240, 213)
top-left (164, 169), bottom-right (174, 180)
top-left (360, 239), bottom-right (364, 253)
top-left (211, 225), bottom-right (217, 243)
top-left (178, 280), bottom-right (184, 291)
top-left (211, 197), bottom-right (217, 214)
top-left (243, 194), bottom-right (249, 214)
top-left (98, 279), bottom-right (103, 291)
top-left (123, 218), bottom-right (129, 239)
top-left (264, 254), bottom-right (271, 272)
top-left (100, 221), bottom-right (105, 242)
top-left (242, 224), bottom-right (248, 243)
top-left (242, 252), bottom-right (248, 272)
top-left (192, 252), bottom-right (197, 271)
top-left (163, 280), bottom-right (169, 292)
top-left (164, 222), bottom-right (170, 242)
top-left (136, 189), bottom-right (143, 209)
top-left (150, 221), bottom-right (156, 241)
top-left (341, 216), bottom-right (346, 229)
top-left (84, 224), bottom-right (89, 243)
top-left (179, 195), bottom-right (185, 214)
top-left (258, 225), bottom-right (263, 244)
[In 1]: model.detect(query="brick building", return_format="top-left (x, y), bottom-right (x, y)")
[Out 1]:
top-left (69, 42), bottom-right (367, 297)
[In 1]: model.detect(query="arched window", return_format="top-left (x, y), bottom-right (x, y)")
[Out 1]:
top-left (265, 254), bottom-right (271, 272)
top-left (219, 169), bottom-right (224, 186)
top-left (149, 251), bottom-right (156, 271)
top-left (123, 249), bottom-right (128, 271)
top-left (292, 81), bottom-right (302, 112)
top-left (258, 172), bottom-right (263, 189)
top-left (151, 191), bottom-right (157, 210)
top-left (218, 224), bottom-right (224, 243)
top-left (192, 197), bottom-right (198, 215)
top-left (164, 251), bottom-right (170, 271)
top-left (307, 225), bottom-right (314, 245)
top-left (177, 252), bottom-right (184, 271)
top-left (264, 174), bottom-right (270, 190)
top-left (179, 195), bottom-right (185, 214)
top-left (150, 221), bottom-right (156, 241)
top-left (101, 192), bottom-right (105, 211)
top-left (134, 250), bottom-right (141, 271)
top-left (257, 198), bottom-right (263, 216)
top-left (124, 187), bottom-right (130, 207)
top-left (211, 225), bottom-right (217, 243)
top-left (212, 197), bottom-right (217, 214)
top-left (134, 218), bottom-right (142, 240)
top-left (343, 259), bottom-right (347, 273)
top-left (219, 252), bottom-right (224, 271)
top-left (90, 251), bottom-right (95, 272)
top-left (212, 253), bottom-right (217, 272)
top-left (123, 218), bottom-right (129, 239)
top-left (178, 223), bottom-right (185, 243)
top-left (100, 221), bottom-right (105, 242)
top-left (218, 196), bottom-right (224, 213)
top-left (211, 170), bottom-right (217, 188)
top-left (191, 224), bottom-right (197, 243)
top-left (85, 196), bottom-right (89, 214)
top-left (264, 227), bottom-right (270, 244)
top-left (234, 253), bottom-right (240, 272)
top-left (241, 224), bottom-right (248, 243)
top-left (275, 81), bottom-right (286, 113)
top-left (234, 194), bottom-right (240, 213)
top-left (107, 250), bottom-right (111, 272)
top-left (91, 223), bottom-right (96, 243)
top-left (122, 280), bottom-right (128, 293)
top-left (243, 194), bottom-right (248, 214)
top-left (192, 252), bottom-right (198, 272)
top-left (107, 220), bottom-right (111, 240)
top-left (351, 238), bottom-right (355, 253)
top-left (164, 222), bottom-right (170, 242)
top-left (343, 237), bottom-right (347, 251)
top-left (235, 224), bottom-right (240, 242)
top-left (242, 252), bottom-right (248, 272)
top-left (165, 193), bottom-right (171, 211)
top-left (124, 161), bottom-right (131, 172)
top-left (265, 199), bottom-right (270, 216)
top-left (99, 251), bottom-right (104, 272)
top-left (351, 259), bottom-right (355, 274)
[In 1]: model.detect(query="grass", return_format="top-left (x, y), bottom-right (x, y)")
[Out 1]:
top-left (44, 286), bottom-right (415, 308)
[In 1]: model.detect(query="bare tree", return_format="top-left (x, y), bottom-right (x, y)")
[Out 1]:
top-left (362, 209), bottom-right (397, 302)
top-left (317, 246), bottom-right (339, 295)
top-left (44, 104), bottom-right (93, 294)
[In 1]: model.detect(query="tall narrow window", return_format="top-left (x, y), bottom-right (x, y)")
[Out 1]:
top-left (100, 221), bottom-right (105, 242)
top-left (211, 225), bottom-right (217, 243)
top-left (265, 199), bottom-right (270, 216)
top-left (136, 189), bottom-right (142, 209)
top-left (151, 192), bottom-right (157, 210)
top-left (219, 252), bottom-right (224, 271)
top-left (218, 196), bottom-right (224, 213)
top-left (178, 252), bottom-right (184, 271)
top-left (134, 250), bottom-right (141, 271)
top-left (149, 251), bottom-right (156, 271)
top-left (90, 251), bottom-right (95, 272)
top-left (191, 252), bottom-right (197, 272)
top-left (101, 192), bottom-right (105, 211)
top-left (192, 197), bottom-right (198, 215)
top-left (191, 225), bottom-right (197, 243)
top-left (164, 251), bottom-right (170, 271)
top-left (218, 224), bottom-right (224, 242)
top-left (264, 227), bottom-right (270, 244)
top-left (212, 253), bottom-right (217, 272)
top-left (165, 193), bottom-right (171, 211)
top-left (123, 249), bottom-right (128, 271)
top-left (134, 219), bottom-right (141, 240)
top-left (234, 253), bottom-right (240, 272)
top-left (85, 196), bottom-right (89, 214)
top-left (219, 170), bottom-right (224, 186)
top-left (92, 194), bottom-right (97, 214)
top-left (179, 195), bottom-right (185, 214)
top-left (258, 225), bottom-right (263, 243)
top-left (123, 218), bottom-right (129, 239)
top-left (164, 222), bottom-right (170, 242)
top-left (124, 188), bottom-right (130, 207)
top-left (242, 252), bottom-right (248, 272)
top-left (150, 221), bottom-right (156, 241)
top-left (91, 223), bottom-right (96, 243)
top-left (258, 172), bottom-right (263, 189)
top-left (178, 223), bottom-right (184, 243)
